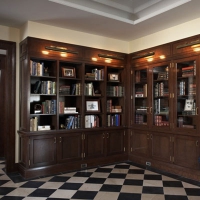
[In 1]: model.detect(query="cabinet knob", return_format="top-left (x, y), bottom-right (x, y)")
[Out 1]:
top-left (59, 137), bottom-right (62, 143)
top-left (103, 133), bottom-right (105, 139)
top-left (54, 137), bottom-right (56, 143)
top-left (107, 133), bottom-right (109, 138)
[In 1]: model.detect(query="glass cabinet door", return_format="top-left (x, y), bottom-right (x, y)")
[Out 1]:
top-left (134, 68), bottom-right (148, 126)
top-left (152, 65), bottom-right (170, 128)
top-left (176, 59), bottom-right (197, 130)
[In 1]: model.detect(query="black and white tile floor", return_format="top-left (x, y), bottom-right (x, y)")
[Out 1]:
top-left (0, 159), bottom-right (200, 200)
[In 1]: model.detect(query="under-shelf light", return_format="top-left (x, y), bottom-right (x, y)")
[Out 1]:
top-left (105, 59), bottom-right (111, 63)
top-left (60, 52), bottom-right (67, 57)
top-left (92, 57), bottom-right (98, 61)
top-left (159, 55), bottom-right (166, 59)
top-left (42, 50), bottom-right (49, 55)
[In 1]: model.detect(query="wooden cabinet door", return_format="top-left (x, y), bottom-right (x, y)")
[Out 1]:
top-left (173, 135), bottom-right (199, 169)
top-left (84, 132), bottom-right (105, 159)
top-left (130, 130), bottom-right (150, 157)
top-left (57, 133), bottom-right (82, 163)
top-left (29, 135), bottom-right (56, 168)
top-left (151, 132), bottom-right (172, 163)
top-left (106, 130), bottom-right (125, 156)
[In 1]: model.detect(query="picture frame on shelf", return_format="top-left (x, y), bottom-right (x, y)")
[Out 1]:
top-left (61, 67), bottom-right (76, 78)
top-left (108, 73), bottom-right (119, 81)
top-left (184, 99), bottom-right (194, 111)
top-left (86, 100), bottom-right (100, 112)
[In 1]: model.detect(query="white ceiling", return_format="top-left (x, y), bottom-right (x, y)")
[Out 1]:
top-left (0, 0), bottom-right (200, 41)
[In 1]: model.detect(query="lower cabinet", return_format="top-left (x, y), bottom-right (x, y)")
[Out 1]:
top-left (130, 129), bottom-right (200, 170)
top-left (18, 128), bottom-right (127, 178)
top-left (84, 130), bottom-right (126, 159)
top-left (173, 135), bottom-right (199, 169)
top-left (29, 135), bottom-right (57, 168)
top-left (57, 132), bottom-right (82, 163)
top-left (130, 129), bottom-right (150, 157)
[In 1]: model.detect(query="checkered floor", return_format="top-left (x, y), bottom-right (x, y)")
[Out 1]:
top-left (1, 160), bottom-right (200, 200)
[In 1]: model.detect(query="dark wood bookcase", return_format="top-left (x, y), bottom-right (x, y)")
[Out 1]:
top-left (18, 37), bottom-right (128, 178)
top-left (129, 36), bottom-right (200, 181)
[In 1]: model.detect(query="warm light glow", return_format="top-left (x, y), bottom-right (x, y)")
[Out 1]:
top-left (105, 59), bottom-right (111, 63)
top-left (92, 57), bottom-right (97, 61)
top-left (160, 55), bottom-right (166, 59)
top-left (42, 50), bottom-right (49, 55)
top-left (147, 57), bottom-right (153, 62)
top-left (193, 47), bottom-right (200, 52)
top-left (60, 53), bottom-right (67, 57)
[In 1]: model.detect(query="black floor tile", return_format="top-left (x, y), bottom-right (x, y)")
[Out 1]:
top-left (114, 164), bottom-right (130, 169)
top-left (108, 173), bottom-right (126, 179)
top-left (163, 180), bottom-right (183, 187)
top-left (0, 180), bottom-right (9, 186)
top-left (185, 188), bottom-right (200, 196)
top-left (144, 174), bottom-right (162, 180)
top-left (28, 188), bottom-right (56, 197)
top-left (100, 184), bottom-right (122, 192)
top-left (123, 179), bottom-right (143, 186)
top-left (165, 195), bottom-right (188, 200)
top-left (49, 176), bottom-right (70, 182)
top-left (118, 193), bottom-right (141, 200)
top-left (85, 177), bottom-right (106, 184)
top-left (20, 181), bottom-right (45, 188)
top-left (0, 197), bottom-right (24, 200)
top-left (59, 182), bottom-right (82, 190)
top-left (128, 169), bottom-right (145, 174)
top-left (71, 191), bottom-right (97, 199)
top-left (0, 187), bottom-right (16, 195)
top-left (142, 186), bottom-right (164, 194)
top-left (74, 171), bottom-right (93, 177)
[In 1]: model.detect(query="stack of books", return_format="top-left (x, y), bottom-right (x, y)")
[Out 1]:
top-left (64, 107), bottom-right (78, 114)
top-left (59, 85), bottom-right (70, 95)
top-left (182, 66), bottom-right (195, 77)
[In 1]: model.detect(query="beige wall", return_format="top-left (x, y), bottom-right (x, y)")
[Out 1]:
top-left (21, 21), bottom-right (129, 53)
top-left (129, 17), bottom-right (200, 53)
top-left (0, 25), bottom-right (20, 162)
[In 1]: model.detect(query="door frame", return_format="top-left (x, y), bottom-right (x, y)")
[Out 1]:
top-left (0, 40), bottom-right (16, 173)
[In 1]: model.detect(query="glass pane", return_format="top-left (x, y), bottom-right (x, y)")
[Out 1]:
top-left (135, 69), bottom-right (148, 125)
top-left (153, 65), bottom-right (169, 127)
top-left (176, 60), bottom-right (196, 129)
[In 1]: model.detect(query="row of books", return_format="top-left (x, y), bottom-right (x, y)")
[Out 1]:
top-left (106, 86), bottom-right (124, 97)
top-left (42, 100), bottom-right (57, 114)
top-left (85, 68), bottom-right (104, 80)
top-left (154, 82), bottom-right (168, 97)
top-left (30, 61), bottom-right (45, 76)
top-left (135, 84), bottom-right (147, 97)
top-left (154, 116), bottom-right (169, 126)
top-left (59, 102), bottom-right (78, 114)
top-left (31, 80), bottom-right (56, 94)
top-left (107, 114), bottom-right (121, 127)
top-left (135, 114), bottom-right (146, 124)
top-left (85, 115), bottom-right (99, 128)
top-left (106, 100), bottom-right (122, 112)
top-left (181, 65), bottom-right (196, 77)
top-left (65, 115), bottom-right (81, 129)
top-left (154, 99), bottom-right (169, 115)
top-left (59, 83), bottom-right (81, 95)
top-left (135, 70), bottom-right (147, 83)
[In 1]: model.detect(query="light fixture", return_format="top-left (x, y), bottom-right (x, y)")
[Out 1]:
top-left (105, 59), bottom-right (111, 63)
top-left (159, 55), bottom-right (166, 59)
top-left (60, 53), bottom-right (67, 57)
top-left (147, 57), bottom-right (153, 62)
top-left (193, 47), bottom-right (200, 52)
top-left (176, 40), bottom-right (200, 49)
top-left (92, 57), bottom-right (97, 61)
top-left (98, 54), bottom-right (124, 60)
top-left (132, 52), bottom-right (155, 60)
top-left (45, 46), bottom-right (78, 54)
top-left (42, 50), bottom-right (49, 55)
